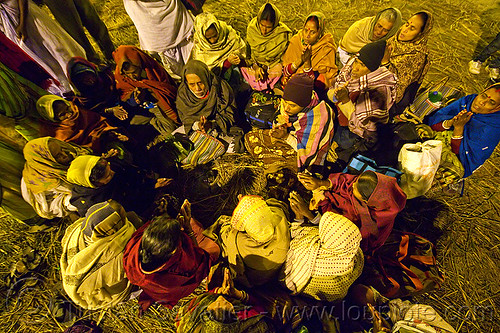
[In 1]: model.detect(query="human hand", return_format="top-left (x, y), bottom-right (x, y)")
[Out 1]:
top-left (301, 45), bottom-right (312, 68)
top-left (289, 191), bottom-right (314, 220)
top-left (15, 24), bottom-right (27, 41)
top-left (334, 84), bottom-right (350, 104)
top-left (101, 148), bottom-right (118, 159)
top-left (133, 88), bottom-right (148, 104)
top-left (154, 177), bottom-right (172, 189)
top-left (199, 116), bottom-right (212, 133)
top-left (111, 131), bottom-right (129, 142)
top-left (254, 66), bottom-right (265, 81)
top-left (109, 106), bottom-right (128, 120)
top-left (228, 54), bottom-right (241, 65)
top-left (298, 172), bottom-right (327, 191)
top-left (367, 304), bottom-right (391, 332)
top-left (270, 123), bottom-right (288, 139)
top-left (177, 199), bottom-right (192, 231)
top-left (452, 110), bottom-right (472, 129)
top-left (217, 268), bottom-right (243, 299)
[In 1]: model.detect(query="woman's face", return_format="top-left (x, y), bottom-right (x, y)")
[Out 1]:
top-left (53, 100), bottom-right (74, 121)
top-left (186, 73), bottom-right (208, 98)
top-left (398, 15), bottom-right (425, 42)
top-left (303, 19), bottom-right (320, 45)
top-left (48, 140), bottom-right (75, 165)
top-left (259, 19), bottom-right (274, 36)
top-left (351, 58), bottom-right (371, 79)
top-left (471, 88), bottom-right (500, 114)
top-left (372, 18), bottom-right (394, 40)
top-left (282, 99), bottom-right (304, 116)
top-left (94, 160), bottom-right (115, 186)
top-left (204, 25), bottom-right (218, 44)
top-left (121, 61), bottom-right (142, 81)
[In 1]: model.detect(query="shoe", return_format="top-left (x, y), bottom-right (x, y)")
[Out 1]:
top-left (468, 60), bottom-right (482, 74)
top-left (486, 66), bottom-right (500, 80)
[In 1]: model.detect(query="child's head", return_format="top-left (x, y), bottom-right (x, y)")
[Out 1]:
top-left (353, 171), bottom-right (378, 202)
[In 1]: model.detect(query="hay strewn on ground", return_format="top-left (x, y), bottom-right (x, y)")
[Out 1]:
top-left (0, 0), bottom-right (499, 332)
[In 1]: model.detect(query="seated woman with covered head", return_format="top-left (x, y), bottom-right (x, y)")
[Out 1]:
top-left (282, 11), bottom-right (337, 92)
top-left (21, 137), bottom-right (91, 219)
top-left (36, 94), bottom-right (126, 154)
top-left (245, 73), bottom-right (335, 174)
top-left (113, 45), bottom-right (179, 137)
top-left (241, 3), bottom-right (292, 91)
top-left (384, 11), bottom-right (434, 116)
top-left (60, 200), bottom-right (136, 310)
top-left (422, 82), bottom-right (500, 187)
top-left (213, 195), bottom-right (290, 288)
top-left (338, 7), bottom-right (402, 65)
top-left (66, 155), bottom-right (171, 217)
top-left (297, 170), bottom-right (406, 253)
top-left (283, 212), bottom-right (364, 302)
top-left (123, 198), bottom-right (219, 313)
top-left (191, 12), bottom-right (248, 80)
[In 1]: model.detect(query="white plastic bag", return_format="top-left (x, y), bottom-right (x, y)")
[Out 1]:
top-left (398, 140), bottom-right (442, 199)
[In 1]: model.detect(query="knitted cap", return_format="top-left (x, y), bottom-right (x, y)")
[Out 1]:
top-left (283, 73), bottom-right (314, 107)
top-left (357, 40), bottom-right (386, 72)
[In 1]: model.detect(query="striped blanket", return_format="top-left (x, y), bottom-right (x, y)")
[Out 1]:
top-left (294, 101), bottom-right (335, 172)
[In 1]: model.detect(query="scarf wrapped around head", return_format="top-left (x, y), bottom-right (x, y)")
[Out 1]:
top-left (231, 195), bottom-right (276, 243)
top-left (22, 137), bottom-right (91, 194)
top-left (282, 12), bottom-right (338, 87)
top-left (113, 45), bottom-right (179, 124)
top-left (246, 3), bottom-right (292, 67)
top-left (176, 60), bottom-right (236, 134)
top-left (284, 212), bottom-right (362, 294)
top-left (427, 84), bottom-right (500, 177)
top-left (340, 7), bottom-right (402, 54)
top-left (60, 201), bottom-right (135, 309)
top-left (175, 293), bottom-right (272, 333)
top-left (67, 155), bottom-right (101, 188)
top-left (36, 94), bottom-right (116, 151)
top-left (192, 13), bottom-right (247, 70)
top-left (318, 172), bottom-right (406, 253)
top-left (386, 11), bottom-right (434, 102)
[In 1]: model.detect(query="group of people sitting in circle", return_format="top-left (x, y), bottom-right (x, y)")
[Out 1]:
top-left (2, 1), bottom-right (499, 332)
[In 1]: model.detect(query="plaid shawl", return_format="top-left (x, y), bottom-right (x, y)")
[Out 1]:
top-left (336, 58), bottom-right (397, 138)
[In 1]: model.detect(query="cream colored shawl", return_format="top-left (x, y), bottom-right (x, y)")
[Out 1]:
top-left (192, 12), bottom-right (247, 70)
top-left (339, 8), bottom-right (402, 54)
top-left (60, 202), bottom-right (135, 309)
top-left (284, 212), bottom-right (362, 294)
top-left (246, 3), bottom-right (292, 67)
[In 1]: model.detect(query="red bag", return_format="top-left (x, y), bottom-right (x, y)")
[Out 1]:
top-left (361, 231), bottom-right (445, 298)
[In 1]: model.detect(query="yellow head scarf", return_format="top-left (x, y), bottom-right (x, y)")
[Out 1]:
top-left (67, 155), bottom-right (101, 188)
top-left (36, 94), bottom-right (72, 122)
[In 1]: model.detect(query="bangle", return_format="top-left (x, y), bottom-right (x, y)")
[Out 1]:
top-left (238, 290), bottom-right (249, 302)
top-left (303, 67), bottom-right (313, 72)
top-left (451, 135), bottom-right (463, 140)
top-left (291, 62), bottom-right (298, 71)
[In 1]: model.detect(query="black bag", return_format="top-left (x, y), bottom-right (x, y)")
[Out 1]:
top-left (244, 91), bottom-right (280, 129)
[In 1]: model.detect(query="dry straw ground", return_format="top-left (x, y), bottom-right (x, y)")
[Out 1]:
top-left (0, 0), bottom-right (499, 332)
